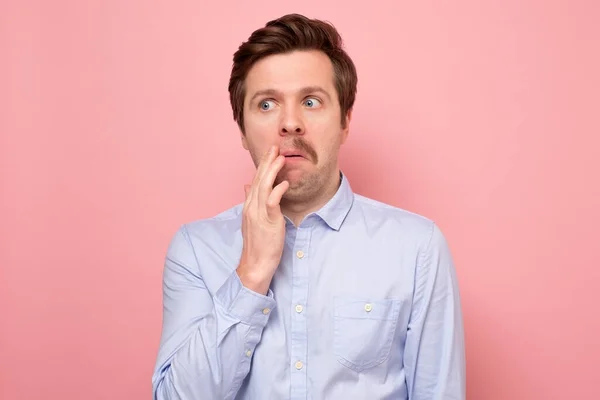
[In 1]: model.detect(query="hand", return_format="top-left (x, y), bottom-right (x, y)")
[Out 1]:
top-left (236, 145), bottom-right (290, 295)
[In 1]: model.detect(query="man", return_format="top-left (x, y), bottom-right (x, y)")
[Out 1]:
top-left (152, 13), bottom-right (465, 400)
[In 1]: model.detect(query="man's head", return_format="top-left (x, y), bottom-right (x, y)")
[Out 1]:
top-left (228, 14), bottom-right (358, 203)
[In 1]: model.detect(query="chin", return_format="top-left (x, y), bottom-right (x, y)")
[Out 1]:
top-left (278, 168), bottom-right (325, 198)
top-left (275, 170), bottom-right (301, 187)
top-left (281, 187), bottom-right (305, 202)
top-left (283, 178), bottom-right (321, 202)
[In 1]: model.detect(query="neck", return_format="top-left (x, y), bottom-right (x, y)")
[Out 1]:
top-left (281, 170), bottom-right (341, 227)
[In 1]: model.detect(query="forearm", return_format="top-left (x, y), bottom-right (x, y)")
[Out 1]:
top-left (153, 300), bottom-right (271, 399)
top-left (153, 318), bottom-right (247, 399)
top-left (152, 227), bottom-right (275, 400)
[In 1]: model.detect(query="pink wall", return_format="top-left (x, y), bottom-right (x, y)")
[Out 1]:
top-left (2, 1), bottom-right (599, 399)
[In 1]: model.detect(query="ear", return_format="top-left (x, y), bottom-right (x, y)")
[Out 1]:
top-left (340, 109), bottom-right (352, 144)
top-left (239, 120), bottom-right (249, 150)
top-left (241, 131), bottom-right (249, 150)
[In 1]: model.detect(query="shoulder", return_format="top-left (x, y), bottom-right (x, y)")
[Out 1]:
top-left (167, 203), bottom-right (244, 247)
top-left (352, 194), bottom-right (434, 233)
top-left (350, 193), bottom-right (444, 248)
top-left (184, 203), bottom-right (244, 234)
top-left (351, 193), bottom-right (454, 274)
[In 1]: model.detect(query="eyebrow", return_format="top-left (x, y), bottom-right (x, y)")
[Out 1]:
top-left (248, 86), bottom-right (332, 104)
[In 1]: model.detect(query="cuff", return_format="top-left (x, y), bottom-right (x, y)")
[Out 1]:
top-left (215, 270), bottom-right (276, 325)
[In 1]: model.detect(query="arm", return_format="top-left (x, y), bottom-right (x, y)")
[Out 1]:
top-left (151, 225), bottom-right (276, 400)
top-left (404, 223), bottom-right (466, 400)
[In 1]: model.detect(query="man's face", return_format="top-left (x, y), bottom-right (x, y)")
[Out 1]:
top-left (241, 50), bottom-right (351, 202)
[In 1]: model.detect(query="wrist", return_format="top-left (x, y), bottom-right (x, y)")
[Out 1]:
top-left (236, 264), bottom-right (274, 296)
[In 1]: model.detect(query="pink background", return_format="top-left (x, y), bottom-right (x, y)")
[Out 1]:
top-left (1, 1), bottom-right (599, 399)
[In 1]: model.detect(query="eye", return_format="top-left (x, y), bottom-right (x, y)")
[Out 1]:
top-left (304, 97), bottom-right (322, 108)
top-left (259, 100), bottom-right (275, 111)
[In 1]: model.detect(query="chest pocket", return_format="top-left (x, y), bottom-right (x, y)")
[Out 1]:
top-left (333, 296), bottom-right (402, 372)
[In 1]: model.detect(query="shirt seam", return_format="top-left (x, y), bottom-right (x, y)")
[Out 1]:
top-left (410, 220), bottom-right (436, 324)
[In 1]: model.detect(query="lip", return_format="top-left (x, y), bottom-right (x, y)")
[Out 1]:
top-left (280, 149), bottom-right (308, 159)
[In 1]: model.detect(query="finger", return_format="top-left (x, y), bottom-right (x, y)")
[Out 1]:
top-left (258, 155), bottom-right (286, 205)
top-left (253, 145), bottom-right (278, 186)
top-left (250, 145), bottom-right (279, 205)
top-left (266, 180), bottom-right (290, 217)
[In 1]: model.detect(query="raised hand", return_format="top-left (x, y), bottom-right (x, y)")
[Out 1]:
top-left (236, 145), bottom-right (290, 295)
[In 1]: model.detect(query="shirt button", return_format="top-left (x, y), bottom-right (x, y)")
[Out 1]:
top-left (246, 350), bottom-right (252, 357)
top-left (262, 308), bottom-right (271, 315)
top-left (295, 304), bottom-right (303, 313)
top-left (296, 250), bottom-right (304, 259)
top-left (364, 303), bottom-right (373, 312)
top-left (295, 361), bottom-right (303, 370)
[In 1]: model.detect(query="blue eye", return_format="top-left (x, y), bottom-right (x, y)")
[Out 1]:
top-left (304, 98), bottom-right (321, 108)
top-left (259, 100), bottom-right (275, 111)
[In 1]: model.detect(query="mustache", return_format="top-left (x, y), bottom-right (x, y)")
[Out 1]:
top-left (287, 137), bottom-right (318, 162)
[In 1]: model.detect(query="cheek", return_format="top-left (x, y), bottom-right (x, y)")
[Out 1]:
top-left (243, 113), bottom-right (279, 156)
top-left (304, 107), bottom-right (343, 130)
top-left (304, 112), bottom-right (343, 144)
top-left (245, 108), bottom-right (279, 131)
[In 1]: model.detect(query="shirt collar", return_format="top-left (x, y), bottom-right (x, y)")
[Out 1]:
top-left (313, 171), bottom-right (354, 231)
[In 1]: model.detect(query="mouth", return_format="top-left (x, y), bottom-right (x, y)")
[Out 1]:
top-left (283, 154), bottom-right (308, 164)
top-left (281, 150), bottom-right (307, 159)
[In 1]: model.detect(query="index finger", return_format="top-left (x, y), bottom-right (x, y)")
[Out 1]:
top-left (252, 145), bottom-right (279, 186)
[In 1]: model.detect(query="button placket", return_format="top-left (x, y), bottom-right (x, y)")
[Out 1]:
top-left (289, 225), bottom-right (311, 399)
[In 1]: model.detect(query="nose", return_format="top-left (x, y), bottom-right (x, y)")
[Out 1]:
top-left (279, 106), bottom-right (305, 136)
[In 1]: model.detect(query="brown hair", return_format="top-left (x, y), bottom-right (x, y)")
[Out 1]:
top-left (228, 13), bottom-right (358, 133)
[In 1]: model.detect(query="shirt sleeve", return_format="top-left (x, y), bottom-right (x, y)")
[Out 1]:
top-left (404, 222), bottom-right (466, 400)
top-left (151, 225), bottom-right (276, 400)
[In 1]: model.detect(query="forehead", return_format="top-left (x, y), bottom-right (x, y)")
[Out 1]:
top-left (244, 50), bottom-right (336, 98)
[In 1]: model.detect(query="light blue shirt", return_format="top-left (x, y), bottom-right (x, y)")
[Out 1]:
top-left (152, 172), bottom-right (466, 399)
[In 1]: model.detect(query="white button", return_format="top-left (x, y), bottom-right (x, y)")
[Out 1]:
top-left (245, 350), bottom-right (252, 357)
top-left (296, 250), bottom-right (304, 259)
top-left (295, 361), bottom-right (303, 370)
top-left (364, 303), bottom-right (373, 312)
top-left (262, 308), bottom-right (271, 315)
top-left (295, 304), bottom-right (303, 313)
